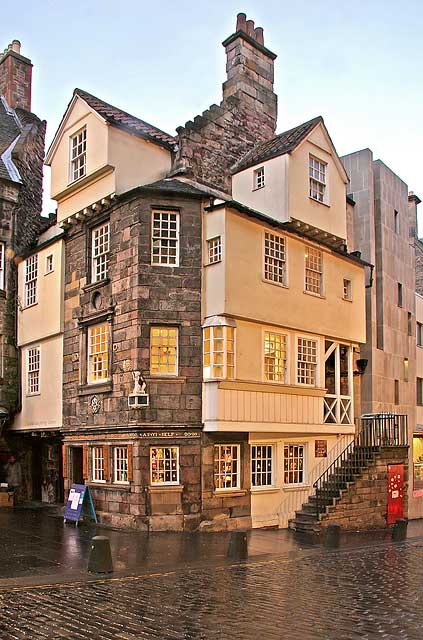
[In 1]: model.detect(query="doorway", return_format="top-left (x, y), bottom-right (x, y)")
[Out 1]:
top-left (71, 447), bottom-right (84, 485)
top-left (31, 442), bottom-right (42, 501)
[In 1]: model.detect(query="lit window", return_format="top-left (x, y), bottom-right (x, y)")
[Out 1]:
top-left (309, 156), bottom-right (326, 203)
top-left (404, 358), bottom-right (409, 382)
top-left (0, 242), bottom-right (5, 289)
top-left (91, 222), bottom-right (110, 283)
top-left (394, 379), bottom-right (399, 405)
top-left (264, 332), bottom-right (287, 383)
top-left (305, 247), bottom-right (323, 295)
top-left (264, 232), bottom-right (286, 285)
top-left (92, 446), bottom-right (105, 482)
top-left (151, 211), bottom-right (179, 266)
top-left (25, 254), bottom-right (38, 306)
top-left (214, 444), bottom-right (240, 490)
top-left (150, 447), bottom-right (179, 485)
top-left (251, 445), bottom-right (273, 487)
top-left (207, 237), bottom-right (222, 264)
top-left (45, 254), bottom-right (54, 274)
top-left (150, 327), bottom-right (178, 376)
top-left (113, 446), bottom-right (129, 483)
top-left (343, 278), bottom-right (352, 301)
top-left (297, 337), bottom-right (317, 385)
top-left (284, 444), bottom-right (304, 485)
top-left (88, 323), bottom-right (109, 384)
top-left (203, 325), bottom-right (234, 379)
top-left (27, 346), bottom-right (40, 395)
top-left (253, 166), bottom-right (265, 190)
top-left (70, 128), bottom-right (86, 182)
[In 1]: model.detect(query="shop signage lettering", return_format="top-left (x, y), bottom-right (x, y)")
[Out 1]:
top-left (139, 431), bottom-right (200, 439)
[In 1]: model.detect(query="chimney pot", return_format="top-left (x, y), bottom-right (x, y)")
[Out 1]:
top-left (246, 20), bottom-right (255, 37)
top-left (254, 27), bottom-right (264, 45)
top-left (236, 13), bottom-right (247, 32)
top-left (11, 40), bottom-right (21, 54)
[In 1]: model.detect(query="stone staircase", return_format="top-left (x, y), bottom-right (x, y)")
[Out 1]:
top-left (289, 413), bottom-right (409, 534)
top-left (289, 447), bottom-right (379, 533)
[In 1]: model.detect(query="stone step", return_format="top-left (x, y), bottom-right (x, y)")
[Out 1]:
top-left (294, 511), bottom-right (319, 524)
top-left (289, 519), bottom-right (320, 534)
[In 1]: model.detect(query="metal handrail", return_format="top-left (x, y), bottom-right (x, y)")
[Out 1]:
top-left (312, 413), bottom-right (408, 518)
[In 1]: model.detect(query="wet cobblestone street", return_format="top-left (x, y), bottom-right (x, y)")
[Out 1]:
top-left (0, 537), bottom-right (422, 639)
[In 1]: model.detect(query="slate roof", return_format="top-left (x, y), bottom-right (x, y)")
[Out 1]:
top-left (74, 88), bottom-right (177, 151)
top-left (232, 116), bottom-right (323, 174)
top-left (0, 97), bottom-right (21, 181)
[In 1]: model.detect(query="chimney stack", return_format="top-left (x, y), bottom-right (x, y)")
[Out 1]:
top-left (222, 13), bottom-right (277, 133)
top-left (0, 40), bottom-right (32, 111)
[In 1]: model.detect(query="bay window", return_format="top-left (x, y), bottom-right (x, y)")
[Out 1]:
top-left (203, 320), bottom-right (235, 379)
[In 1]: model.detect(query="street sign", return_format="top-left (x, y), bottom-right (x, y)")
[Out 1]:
top-left (64, 484), bottom-right (97, 525)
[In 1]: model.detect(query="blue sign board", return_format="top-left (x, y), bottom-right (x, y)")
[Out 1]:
top-left (64, 484), bottom-right (97, 525)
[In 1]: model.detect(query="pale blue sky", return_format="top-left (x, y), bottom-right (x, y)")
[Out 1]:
top-left (2, 0), bottom-right (422, 226)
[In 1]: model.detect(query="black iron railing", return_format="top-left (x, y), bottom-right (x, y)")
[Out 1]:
top-left (313, 413), bottom-right (408, 518)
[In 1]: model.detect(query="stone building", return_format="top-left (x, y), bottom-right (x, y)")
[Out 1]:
top-left (44, 14), bottom-right (282, 529)
top-left (341, 149), bottom-right (417, 518)
top-left (0, 40), bottom-right (46, 475)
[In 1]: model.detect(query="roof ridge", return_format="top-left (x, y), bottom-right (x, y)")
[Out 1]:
top-left (232, 115), bottom-right (324, 174)
top-left (74, 88), bottom-right (176, 147)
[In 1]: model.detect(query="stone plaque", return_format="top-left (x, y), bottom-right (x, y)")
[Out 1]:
top-left (315, 439), bottom-right (327, 458)
top-left (139, 431), bottom-right (201, 439)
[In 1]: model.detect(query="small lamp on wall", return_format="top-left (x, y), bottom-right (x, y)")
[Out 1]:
top-left (354, 359), bottom-right (368, 376)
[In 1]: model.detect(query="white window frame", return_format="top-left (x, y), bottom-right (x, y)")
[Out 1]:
top-left (150, 446), bottom-right (180, 486)
top-left (323, 341), bottom-right (353, 425)
top-left (25, 254), bottom-right (38, 307)
top-left (214, 444), bottom-right (241, 491)
top-left (91, 222), bottom-right (110, 283)
top-left (253, 166), bottom-right (265, 190)
top-left (283, 443), bottom-right (306, 486)
top-left (203, 324), bottom-right (235, 380)
top-left (69, 127), bottom-right (87, 183)
top-left (150, 326), bottom-right (178, 377)
top-left (264, 330), bottom-right (288, 384)
top-left (27, 346), bottom-right (40, 396)
top-left (263, 231), bottom-right (287, 287)
top-left (296, 335), bottom-right (318, 386)
top-left (343, 278), bottom-right (352, 301)
top-left (309, 156), bottom-right (327, 203)
top-left (151, 210), bottom-right (180, 267)
top-left (92, 446), bottom-right (105, 483)
top-left (113, 446), bottom-right (129, 484)
top-left (207, 236), bottom-right (222, 264)
top-left (0, 242), bottom-right (5, 290)
top-left (304, 246), bottom-right (323, 296)
top-left (87, 323), bottom-right (109, 385)
top-left (45, 253), bottom-right (54, 275)
top-left (251, 444), bottom-right (274, 489)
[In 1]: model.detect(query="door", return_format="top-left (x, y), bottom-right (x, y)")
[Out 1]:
top-left (387, 464), bottom-right (404, 525)
top-left (32, 441), bottom-right (42, 501)
top-left (71, 447), bottom-right (84, 485)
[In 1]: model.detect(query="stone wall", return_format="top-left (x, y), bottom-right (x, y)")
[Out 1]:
top-left (321, 447), bottom-right (409, 530)
top-left (62, 187), bottom-right (204, 529)
top-left (174, 17), bottom-right (277, 193)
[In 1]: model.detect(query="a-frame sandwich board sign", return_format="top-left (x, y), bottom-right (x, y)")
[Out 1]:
top-left (64, 484), bottom-right (97, 526)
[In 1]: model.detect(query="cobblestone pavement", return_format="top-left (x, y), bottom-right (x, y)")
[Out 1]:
top-left (0, 538), bottom-right (422, 639)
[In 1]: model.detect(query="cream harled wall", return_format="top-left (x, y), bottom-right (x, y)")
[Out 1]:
top-left (14, 235), bottom-right (64, 432)
top-left (204, 126), bottom-right (366, 527)
top-left (48, 95), bottom-right (172, 224)
top-left (232, 122), bottom-right (348, 240)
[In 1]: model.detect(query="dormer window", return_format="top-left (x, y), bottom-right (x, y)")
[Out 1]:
top-left (70, 128), bottom-right (87, 182)
top-left (253, 166), bottom-right (265, 190)
top-left (309, 156), bottom-right (326, 203)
